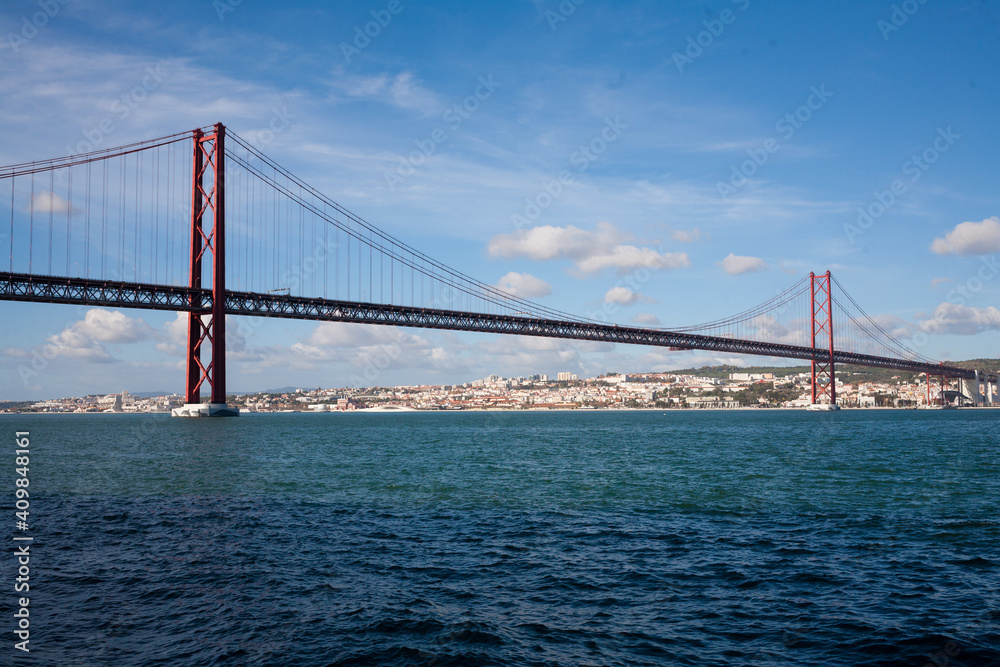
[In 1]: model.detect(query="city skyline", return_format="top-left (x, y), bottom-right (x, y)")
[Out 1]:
top-left (2, 1), bottom-right (999, 400)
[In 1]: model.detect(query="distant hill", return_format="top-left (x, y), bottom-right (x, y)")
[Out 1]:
top-left (662, 359), bottom-right (1000, 383)
top-left (244, 386), bottom-right (322, 395)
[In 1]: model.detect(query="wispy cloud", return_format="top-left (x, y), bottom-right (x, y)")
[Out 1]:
top-left (328, 70), bottom-right (443, 116)
top-left (495, 271), bottom-right (552, 298)
top-left (719, 253), bottom-right (767, 275)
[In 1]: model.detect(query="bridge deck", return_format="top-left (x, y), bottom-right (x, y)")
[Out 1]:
top-left (0, 271), bottom-right (988, 382)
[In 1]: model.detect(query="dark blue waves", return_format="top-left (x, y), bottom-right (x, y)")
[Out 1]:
top-left (7, 410), bottom-right (1000, 665)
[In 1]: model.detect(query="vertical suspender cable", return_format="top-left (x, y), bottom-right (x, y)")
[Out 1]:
top-left (67, 166), bottom-right (73, 276)
top-left (28, 172), bottom-right (33, 274)
top-left (48, 170), bottom-right (53, 275)
top-left (119, 155), bottom-right (125, 280)
top-left (85, 162), bottom-right (91, 279)
top-left (9, 175), bottom-right (14, 273)
top-left (166, 141), bottom-right (172, 285)
top-left (272, 166), bottom-right (277, 289)
top-left (135, 150), bottom-right (141, 281)
top-left (154, 145), bottom-right (160, 283)
top-left (244, 148), bottom-right (250, 290)
top-left (102, 160), bottom-right (107, 279)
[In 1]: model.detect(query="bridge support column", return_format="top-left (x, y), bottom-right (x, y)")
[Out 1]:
top-left (809, 271), bottom-right (837, 408)
top-left (172, 123), bottom-right (237, 418)
top-left (988, 376), bottom-right (1000, 405)
top-left (959, 372), bottom-right (981, 406)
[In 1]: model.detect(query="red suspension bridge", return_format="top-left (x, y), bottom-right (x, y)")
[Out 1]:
top-left (2, 124), bottom-right (996, 415)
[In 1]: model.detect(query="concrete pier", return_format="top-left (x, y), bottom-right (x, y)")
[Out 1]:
top-left (170, 403), bottom-right (240, 417)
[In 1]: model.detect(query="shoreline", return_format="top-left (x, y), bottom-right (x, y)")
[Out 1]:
top-left (5, 405), bottom-right (998, 416)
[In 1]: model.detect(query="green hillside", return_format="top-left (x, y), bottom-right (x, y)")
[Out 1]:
top-left (664, 359), bottom-right (1000, 383)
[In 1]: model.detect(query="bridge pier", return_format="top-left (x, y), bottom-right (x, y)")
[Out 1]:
top-left (985, 375), bottom-right (999, 405)
top-left (171, 123), bottom-right (237, 418)
top-left (959, 372), bottom-right (981, 406)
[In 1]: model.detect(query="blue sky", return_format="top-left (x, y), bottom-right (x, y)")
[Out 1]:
top-left (1, 0), bottom-right (999, 400)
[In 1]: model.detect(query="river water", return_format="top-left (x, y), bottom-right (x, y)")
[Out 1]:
top-left (6, 409), bottom-right (999, 665)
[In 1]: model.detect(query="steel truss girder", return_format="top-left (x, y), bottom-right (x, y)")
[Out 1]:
top-left (0, 272), bottom-right (210, 312)
top-left (0, 272), bottom-right (985, 383)
top-left (222, 289), bottom-right (981, 381)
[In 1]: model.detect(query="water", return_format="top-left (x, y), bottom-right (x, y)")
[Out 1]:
top-left (5, 410), bottom-right (999, 665)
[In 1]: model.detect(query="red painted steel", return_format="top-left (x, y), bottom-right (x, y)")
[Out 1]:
top-left (184, 123), bottom-right (226, 404)
top-left (810, 271), bottom-right (836, 405)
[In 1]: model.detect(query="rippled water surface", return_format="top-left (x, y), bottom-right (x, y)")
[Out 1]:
top-left (6, 409), bottom-right (1000, 665)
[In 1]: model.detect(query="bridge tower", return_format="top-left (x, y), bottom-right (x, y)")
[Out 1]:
top-left (172, 123), bottom-right (237, 417)
top-left (810, 271), bottom-right (836, 406)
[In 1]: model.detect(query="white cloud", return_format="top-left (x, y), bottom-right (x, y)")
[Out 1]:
top-left (42, 331), bottom-right (114, 363)
top-left (671, 228), bottom-right (702, 243)
top-left (156, 312), bottom-right (189, 355)
top-left (28, 309), bottom-right (154, 363)
top-left (745, 314), bottom-right (809, 346)
top-left (604, 286), bottom-right (640, 305)
top-left (487, 222), bottom-right (690, 276)
top-left (488, 222), bottom-right (623, 261)
top-left (237, 322), bottom-right (450, 378)
top-left (28, 191), bottom-right (76, 215)
top-left (719, 253), bottom-right (767, 275)
top-left (474, 335), bottom-right (613, 378)
top-left (632, 313), bottom-right (661, 326)
top-left (865, 314), bottom-right (916, 340)
top-left (74, 309), bottom-right (153, 343)
top-left (330, 71), bottom-right (442, 116)
top-left (920, 302), bottom-right (1000, 335)
top-left (578, 245), bottom-right (690, 274)
top-left (930, 216), bottom-right (1000, 256)
top-left (495, 271), bottom-right (552, 298)
top-left (389, 71), bottom-right (441, 116)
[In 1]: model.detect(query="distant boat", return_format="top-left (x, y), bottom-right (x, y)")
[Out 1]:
top-left (358, 405), bottom-right (418, 412)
